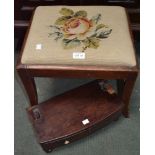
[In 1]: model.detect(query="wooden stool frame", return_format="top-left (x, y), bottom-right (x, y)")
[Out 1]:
top-left (16, 9), bottom-right (139, 152)
top-left (16, 9), bottom-right (138, 118)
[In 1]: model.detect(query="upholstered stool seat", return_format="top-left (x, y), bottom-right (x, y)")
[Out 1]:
top-left (21, 6), bottom-right (136, 67)
top-left (17, 5), bottom-right (138, 153)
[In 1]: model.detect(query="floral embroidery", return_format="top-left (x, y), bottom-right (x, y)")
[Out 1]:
top-left (49, 8), bottom-right (112, 52)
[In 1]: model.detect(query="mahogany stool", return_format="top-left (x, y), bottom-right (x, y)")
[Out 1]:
top-left (16, 6), bottom-right (138, 153)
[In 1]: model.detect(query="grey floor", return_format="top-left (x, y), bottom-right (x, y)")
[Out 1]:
top-left (14, 42), bottom-right (140, 155)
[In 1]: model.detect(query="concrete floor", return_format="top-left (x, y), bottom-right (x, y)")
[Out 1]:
top-left (14, 44), bottom-right (140, 155)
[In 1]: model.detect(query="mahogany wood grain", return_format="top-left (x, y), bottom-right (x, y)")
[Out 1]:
top-left (27, 81), bottom-right (123, 152)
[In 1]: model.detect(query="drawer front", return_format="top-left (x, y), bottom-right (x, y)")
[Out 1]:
top-left (41, 129), bottom-right (90, 152)
top-left (40, 111), bottom-right (122, 153)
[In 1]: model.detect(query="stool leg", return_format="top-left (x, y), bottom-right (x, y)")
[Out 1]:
top-left (17, 69), bottom-right (38, 106)
top-left (117, 79), bottom-right (124, 97)
top-left (122, 77), bottom-right (137, 118)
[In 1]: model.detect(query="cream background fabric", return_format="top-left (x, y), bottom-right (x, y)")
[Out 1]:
top-left (21, 6), bottom-right (136, 67)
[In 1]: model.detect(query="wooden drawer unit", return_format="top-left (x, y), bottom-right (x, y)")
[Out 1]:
top-left (27, 81), bottom-right (123, 152)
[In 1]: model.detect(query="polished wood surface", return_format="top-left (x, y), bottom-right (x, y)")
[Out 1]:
top-left (27, 81), bottom-right (123, 152)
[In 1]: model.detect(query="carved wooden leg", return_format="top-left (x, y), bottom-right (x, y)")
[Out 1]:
top-left (17, 68), bottom-right (38, 106)
top-left (122, 76), bottom-right (137, 118)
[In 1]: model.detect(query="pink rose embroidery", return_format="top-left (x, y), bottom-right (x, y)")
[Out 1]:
top-left (49, 8), bottom-right (112, 52)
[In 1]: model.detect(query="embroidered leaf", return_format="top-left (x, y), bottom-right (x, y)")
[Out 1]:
top-left (62, 38), bottom-right (81, 49)
top-left (90, 14), bottom-right (101, 25)
top-left (95, 24), bottom-right (108, 31)
top-left (49, 25), bottom-right (61, 32)
top-left (83, 37), bottom-right (100, 49)
top-left (89, 33), bottom-right (97, 38)
top-left (59, 8), bottom-right (74, 16)
top-left (96, 29), bottom-right (112, 38)
top-left (55, 16), bottom-right (71, 25)
top-left (74, 10), bottom-right (87, 17)
top-left (49, 32), bottom-right (63, 41)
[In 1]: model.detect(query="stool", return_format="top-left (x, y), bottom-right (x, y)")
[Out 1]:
top-left (16, 6), bottom-right (138, 153)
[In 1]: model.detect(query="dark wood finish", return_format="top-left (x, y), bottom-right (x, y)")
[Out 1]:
top-left (14, 20), bottom-right (29, 50)
top-left (17, 64), bottom-right (137, 79)
top-left (14, 0), bottom-right (23, 20)
top-left (122, 76), bottom-right (137, 117)
top-left (27, 81), bottom-right (123, 152)
top-left (116, 76), bottom-right (137, 118)
top-left (17, 68), bottom-right (38, 106)
top-left (24, 0), bottom-right (64, 6)
top-left (117, 79), bottom-right (124, 96)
